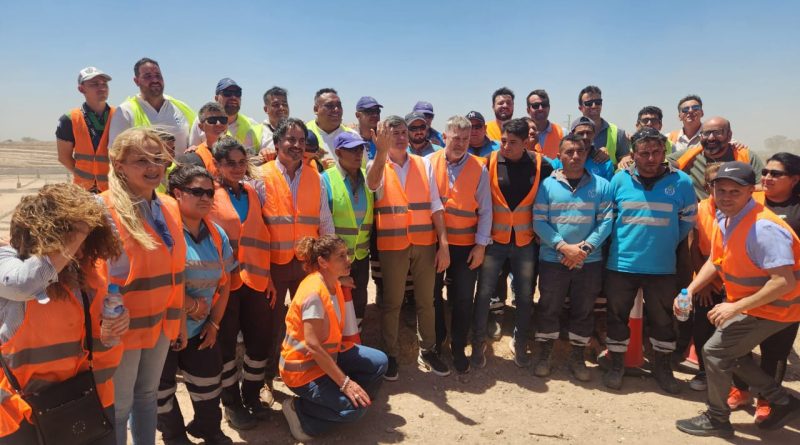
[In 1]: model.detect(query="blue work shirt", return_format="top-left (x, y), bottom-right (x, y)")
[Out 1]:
top-left (468, 137), bottom-right (499, 159)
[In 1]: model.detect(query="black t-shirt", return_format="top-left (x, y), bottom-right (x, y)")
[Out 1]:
top-left (766, 195), bottom-right (800, 237)
top-left (567, 177), bottom-right (582, 190)
top-left (496, 151), bottom-right (553, 211)
top-left (55, 103), bottom-right (110, 149)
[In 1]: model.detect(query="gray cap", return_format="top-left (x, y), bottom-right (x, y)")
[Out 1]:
top-left (405, 112), bottom-right (427, 125)
top-left (570, 116), bottom-right (595, 133)
top-left (712, 161), bottom-right (756, 186)
top-left (78, 67), bottom-right (111, 84)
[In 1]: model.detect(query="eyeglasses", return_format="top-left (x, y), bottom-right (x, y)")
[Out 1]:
top-left (471, 124), bottom-right (484, 130)
top-left (761, 168), bottom-right (789, 178)
top-left (700, 129), bottom-right (726, 138)
top-left (583, 99), bottom-right (603, 107)
top-left (181, 187), bottom-right (215, 198)
top-left (639, 117), bottom-right (662, 125)
top-left (408, 125), bottom-right (427, 132)
top-left (680, 104), bottom-right (702, 113)
top-left (222, 159), bottom-right (249, 169)
top-left (528, 102), bottom-right (549, 110)
top-left (220, 89), bottom-right (242, 98)
top-left (203, 116), bottom-right (228, 125)
top-left (321, 102), bottom-right (343, 111)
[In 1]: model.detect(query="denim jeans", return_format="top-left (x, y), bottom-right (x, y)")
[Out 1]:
top-left (535, 261), bottom-right (602, 346)
top-left (114, 333), bottom-right (171, 445)
top-left (290, 344), bottom-right (388, 437)
top-left (434, 244), bottom-right (479, 353)
top-left (472, 241), bottom-right (537, 345)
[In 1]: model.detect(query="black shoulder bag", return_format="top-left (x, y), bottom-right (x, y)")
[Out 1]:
top-left (0, 290), bottom-right (113, 445)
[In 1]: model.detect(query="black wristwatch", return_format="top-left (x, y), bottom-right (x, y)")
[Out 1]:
top-left (580, 244), bottom-right (593, 254)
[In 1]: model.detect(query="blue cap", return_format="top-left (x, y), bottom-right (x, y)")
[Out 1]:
top-left (356, 96), bottom-right (383, 111)
top-left (413, 101), bottom-right (434, 116)
top-left (215, 78), bottom-right (241, 94)
top-left (334, 132), bottom-right (367, 150)
top-left (306, 129), bottom-right (320, 152)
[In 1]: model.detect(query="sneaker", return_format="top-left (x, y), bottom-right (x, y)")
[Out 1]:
top-left (384, 356), bottom-right (399, 381)
top-left (754, 398), bottom-right (771, 424)
top-left (453, 349), bottom-right (470, 374)
top-left (488, 315), bottom-right (503, 340)
top-left (282, 398), bottom-right (313, 442)
top-left (418, 350), bottom-right (451, 376)
top-left (757, 395), bottom-right (800, 430)
top-left (675, 412), bottom-right (734, 437)
top-left (689, 372), bottom-right (707, 392)
top-left (509, 338), bottom-right (531, 368)
top-left (224, 405), bottom-right (257, 430)
top-left (470, 342), bottom-right (487, 369)
top-left (726, 387), bottom-right (753, 410)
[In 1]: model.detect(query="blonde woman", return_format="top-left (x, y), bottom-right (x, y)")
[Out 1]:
top-left (101, 128), bottom-right (188, 445)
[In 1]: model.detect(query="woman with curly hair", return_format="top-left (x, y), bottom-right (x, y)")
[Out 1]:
top-left (0, 183), bottom-right (128, 444)
top-left (100, 127), bottom-right (188, 445)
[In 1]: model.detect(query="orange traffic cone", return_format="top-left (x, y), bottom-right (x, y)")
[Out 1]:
top-left (624, 289), bottom-right (645, 368)
top-left (687, 342), bottom-right (699, 366)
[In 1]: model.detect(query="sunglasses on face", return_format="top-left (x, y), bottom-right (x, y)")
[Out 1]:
top-left (528, 102), bottom-right (549, 110)
top-left (181, 187), bottom-right (215, 198)
top-left (639, 117), bottom-right (662, 125)
top-left (680, 104), bottom-right (702, 113)
top-left (203, 116), bottom-right (227, 125)
top-left (583, 99), bottom-right (603, 107)
top-left (221, 89), bottom-right (242, 98)
top-left (762, 168), bottom-right (789, 178)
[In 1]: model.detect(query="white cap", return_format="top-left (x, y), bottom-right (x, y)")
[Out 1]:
top-left (78, 66), bottom-right (111, 84)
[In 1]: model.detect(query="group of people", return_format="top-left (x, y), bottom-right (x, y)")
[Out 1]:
top-left (0, 56), bottom-right (797, 444)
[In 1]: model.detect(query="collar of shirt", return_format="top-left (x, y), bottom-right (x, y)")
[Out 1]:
top-left (388, 153), bottom-right (410, 169)
top-left (678, 127), bottom-right (701, 145)
top-left (446, 152), bottom-right (470, 167)
top-left (408, 142), bottom-right (433, 156)
top-left (553, 168), bottom-right (591, 190)
top-left (335, 162), bottom-right (365, 191)
top-left (716, 198), bottom-right (756, 237)
top-left (626, 162), bottom-right (677, 184)
top-left (184, 220), bottom-right (211, 244)
top-left (136, 192), bottom-right (163, 216)
top-left (537, 121), bottom-right (553, 146)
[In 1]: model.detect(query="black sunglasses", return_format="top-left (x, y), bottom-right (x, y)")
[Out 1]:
top-left (583, 99), bottom-right (603, 107)
top-left (680, 104), bottom-right (702, 114)
top-left (181, 187), bottom-right (215, 198)
top-left (528, 102), bottom-right (549, 110)
top-left (220, 89), bottom-right (242, 98)
top-left (762, 168), bottom-right (789, 178)
top-left (203, 116), bottom-right (227, 125)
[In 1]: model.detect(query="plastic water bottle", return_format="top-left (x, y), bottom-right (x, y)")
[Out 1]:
top-left (101, 284), bottom-right (125, 347)
top-left (675, 288), bottom-right (691, 322)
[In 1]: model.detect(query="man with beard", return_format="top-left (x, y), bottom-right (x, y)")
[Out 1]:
top-left (406, 112), bottom-right (442, 157)
top-left (668, 116), bottom-right (764, 199)
top-left (466, 111), bottom-right (499, 158)
top-left (108, 57), bottom-right (195, 154)
top-left (355, 96), bottom-right (383, 159)
top-left (486, 87), bottom-right (515, 141)
top-left (189, 78), bottom-right (261, 155)
top-left (526, 89), bottom-right (564, 159)
top-left (413, 101), bottom-right (445, 147)
top-left (306, 88), bottom-right (358, 166)
top-left (260, 86), bottom-right (290, 160)
top-left (577, 85), bottom-right (630, 169)
top-left (667, 95), bottom-right (704, 153)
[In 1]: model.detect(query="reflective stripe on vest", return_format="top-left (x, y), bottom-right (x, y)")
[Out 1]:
top-left (326, 167), bottom-right (373, 260)
top-left (70, 107), bottom-right (115, 192)
top-left (279, 272), bottom-right (345, 387)
top-left (374, 155), bottom-right (436, 251)
top-left (488, 151), bottom-right (542, 246)
top-left (261, 161), bottom-right (322, 264)
top-left (210, 181), bottom-right (270, 291)
top-left (101, 192), bottom-right (187, 349)
top-left (711, 202), bottom-right (800, 322)
top-left (430, 150), bottom-right (481, 246)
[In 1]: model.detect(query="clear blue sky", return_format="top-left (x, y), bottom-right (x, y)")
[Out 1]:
top-left (1, 0), bottom-right (798, 148)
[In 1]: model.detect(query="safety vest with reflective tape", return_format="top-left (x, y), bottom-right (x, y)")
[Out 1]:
top-left (261, 161), bottom-right (322, 264)
top-left (676, 145), bottom-right (752, 171)
top-left (279, 272), bottom-right (346, 388)
top-left (194, 142), bottom-right (218, 177)
top-left (229, 113), bottom-right (261, 152)
top-left (70, 107), bottom-right (115, 192)
top-left (540, 122), bottom-right (564, 160)
top-left (101, 192), bottom-right (186, 349)
top-left (711, 201), bottom-right (800, 322)
top-left (374, 154), bottom-right (436, 250)
top-left (126, 95), bottom-right (196, 129)
top-left (430, 150), bottom-right (482, 246)
top-left (326, 167), bottom-right (373, 260)
top-left (695, 197), bottom-right (724, 293)
top-left (209, 181), bottom-right (270, 291)
top-left (488, 151), bottom-right (542, 246)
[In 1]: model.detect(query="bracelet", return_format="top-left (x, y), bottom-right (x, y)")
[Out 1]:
top-left (339, 375), bottom-right (350, 393)
top-left (208, 319), bottom-right (220, 331)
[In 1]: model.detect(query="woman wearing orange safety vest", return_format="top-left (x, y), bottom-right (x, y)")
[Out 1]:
top-left (101, 128), bottom-right (187, 445)
top-left (279, 235), bottom-right (387, 442)
top-left (208, 137), bottom-right (275, 428)
top-left (0, 184), bottom-right (127, 444)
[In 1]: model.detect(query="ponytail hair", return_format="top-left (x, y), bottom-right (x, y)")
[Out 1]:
top-left (295, 235), bottom-right (346, 273)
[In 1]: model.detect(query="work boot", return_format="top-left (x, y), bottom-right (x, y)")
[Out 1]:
top-left (568, 345), bottom-right (591, 382)
top-left (653, 352), bottom-right (681, 394)
top-left (603, 351), bottom-right (625, 390)
top-left (533, 340), bottom-right (554, 377)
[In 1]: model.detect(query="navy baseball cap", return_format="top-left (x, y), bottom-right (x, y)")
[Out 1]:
top-left (413, 101), bottom-right (434, 116)
top-left (305, 130), bottom-right (320, 152)
top-left (334, 132), bottom-right (367, 150)
top-left (216, 78), bottom-right (241, 94)
top-left (713, 161), bottom-right (756, 186)
top-left (466, 111), bottom-right (485, 124)
top-left (356, 96), bottom-right (383, 111)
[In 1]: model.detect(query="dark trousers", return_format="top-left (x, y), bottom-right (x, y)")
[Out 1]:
top-left (605, 270), bottom-right (678, 354)
top-left (219, 283), bottom-right (270, 406)
top-left (434, 244), bottom-right (479, 353)
top-left (157, 335), bottom-right (223, 440)
top-left (265, 259), bottom-right (306, 381)
top-left (350, 256), bottom-right (370, 322)
top-left (0, 406), bottom-right (115, 445)
top-left (733, 321), bottom-right (800, 391)
top-left (536, 261), bottom-right (603, 347)
top-left (490, 260), bottom-right (511, 314)
top-left (691, 290), bottom-right (726, 371)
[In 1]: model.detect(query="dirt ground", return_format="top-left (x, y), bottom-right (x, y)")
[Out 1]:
top-left (0, 143), bottom-right (797, 444)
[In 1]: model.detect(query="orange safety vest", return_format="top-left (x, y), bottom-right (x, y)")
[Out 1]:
top-left (194, 142), bottom-right (218, 177)
top-left (676, 145), bottom-right (752, 171)
top-left (540, 122), bottom-right (564, 160)
top-left (488, 151), bottom-right (542, 246)
top-left (430, 150), bottom-right (482, 246)
top-left (486, 120), bottom-right (502, 141)
top-left (101, 192), bottom-right (186, 349)
top-left (70, 107), bottom-right (115, 192)
top-left (279, 272), bottom-right (346, 388)
top-left (374, 154), bottom-right (436, 251)
top-left (261, 161), bottom-right (322, 264)
top-left (209, 182), bottom-right (270, 291)
top-left (711, 202), bottom-right (800, 322)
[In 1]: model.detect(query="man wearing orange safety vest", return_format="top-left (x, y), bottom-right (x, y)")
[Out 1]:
top-left (261, 117), bottom-right (335, 385)
top-left (485, 87), bottom-right (515, 141)
top-left (526, 89), bottom-right (564, 160)
top-left (668, 116), bottom-right (765, 200)
top-left (56, 67), bottom-right (115, 193)
top-left (667, 95), bottom-right (704, 153)
top-left (177, 102), bottom-right (229, 177)
top-left (470, 118), bottom-right (553, 369)
top-left (367, 115), bottom-right (452, 381)
top-left (676, 162), bottom-right (800, 437)
top-left (426, 115), bottom-right (492, 375)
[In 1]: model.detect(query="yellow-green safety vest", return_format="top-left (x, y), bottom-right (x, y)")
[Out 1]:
top-left (228, 113), bottom-right (261, 153)
top-left (326, 167), bottom-right (373, 260)
top-left (126, 95), bottom-right (196, 128)
top-left (606, 123), bottom-right (619, 165)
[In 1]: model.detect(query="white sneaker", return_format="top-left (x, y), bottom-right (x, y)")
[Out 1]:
top-left (282, 398), bottom-right (313, 442)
